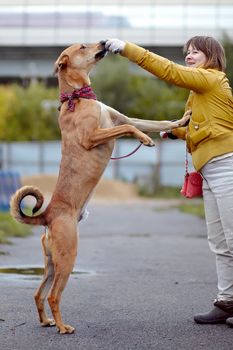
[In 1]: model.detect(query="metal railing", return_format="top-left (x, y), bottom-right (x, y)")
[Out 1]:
top-left (0, 139), bottom-right (193, 187)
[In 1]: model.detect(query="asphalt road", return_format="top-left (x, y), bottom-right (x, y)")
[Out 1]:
top-left (0, 199), bottom-right (233, 350)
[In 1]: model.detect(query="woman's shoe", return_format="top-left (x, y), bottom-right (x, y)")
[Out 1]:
top-left (194, 300), bottom-right (233, 324)
top-left (194, 306), bottom-right (231, 324)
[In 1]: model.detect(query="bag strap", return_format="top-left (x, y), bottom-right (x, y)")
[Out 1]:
top-left (185, 127), bottom-right (189, 176)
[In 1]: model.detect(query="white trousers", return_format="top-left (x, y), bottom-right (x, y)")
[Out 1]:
top-left (201, 154), bottom-right (233, 301)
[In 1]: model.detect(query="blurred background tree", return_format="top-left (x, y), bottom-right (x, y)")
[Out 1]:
top-left (92, 54), bottom-right (188, 123)
top-left (0, 83), bottom-right (59, 141)
top-left (222, 34), bottom-right (233, 88)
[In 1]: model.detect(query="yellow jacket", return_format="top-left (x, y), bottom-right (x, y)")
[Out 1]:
top-left (122, 42), bottom-right (233, 171)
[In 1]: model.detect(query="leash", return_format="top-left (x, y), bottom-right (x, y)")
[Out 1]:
top-left (110, 142), bottom-right (143, 160)
top-left (60, 86), bottom-right (97, 111)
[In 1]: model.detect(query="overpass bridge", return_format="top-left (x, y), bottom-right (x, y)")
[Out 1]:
top-left (0, 0), bottom-right (232, 83)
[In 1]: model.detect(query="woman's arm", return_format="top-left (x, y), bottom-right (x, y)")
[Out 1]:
top-left (122, 42), bottom-right (214, 93)
top-left (105, 39), bottom-right (215, 93)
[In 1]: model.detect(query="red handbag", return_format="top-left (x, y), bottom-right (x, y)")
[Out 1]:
top-left (180, 131), bottom-right (203, 198)
top-left (180, 171), bottom-right (203, 198)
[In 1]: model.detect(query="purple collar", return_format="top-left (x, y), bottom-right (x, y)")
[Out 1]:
top-left (60, 86), bottom-right (97, 112)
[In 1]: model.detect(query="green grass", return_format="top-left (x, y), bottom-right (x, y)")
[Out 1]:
top-left (138, 186), bottom-right (181, 198)
top-left (178, 201), bottom-right (205, 219)
top-left (0, 212), bottom-right (32, 244)
top-left (153, 186), bottom-right (182, 198)
top-left (139, 185), bottom-right (205, 219)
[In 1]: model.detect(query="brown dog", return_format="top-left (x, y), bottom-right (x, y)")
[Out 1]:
top-left (10, 42), bottom-right (190, 334)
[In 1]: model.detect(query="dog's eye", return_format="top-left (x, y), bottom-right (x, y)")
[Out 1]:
top-left (80, 44), bottom-right (87, 50)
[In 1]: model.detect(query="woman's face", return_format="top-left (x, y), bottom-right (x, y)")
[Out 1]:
top-left (185, 45), bottom-right (207, 68)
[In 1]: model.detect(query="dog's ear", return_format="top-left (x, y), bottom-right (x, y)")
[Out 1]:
top-left (54, 54), bottom-right (69, 75)
top-left (58, 54), bottom-right (69, 69)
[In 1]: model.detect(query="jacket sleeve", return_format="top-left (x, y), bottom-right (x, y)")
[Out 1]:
top-left (171, 127), bottom-right (186, 140)
top-left (122, 42), bottom-right (216, 93)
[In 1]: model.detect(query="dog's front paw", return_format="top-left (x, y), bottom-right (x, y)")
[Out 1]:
top-left (141, 136), bottom-right (155, 147)
top-left (178, 109), bottom-right (191, 127)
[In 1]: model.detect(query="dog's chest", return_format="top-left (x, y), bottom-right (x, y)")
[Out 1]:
top-left (99, 104), bottom-right (114, 128)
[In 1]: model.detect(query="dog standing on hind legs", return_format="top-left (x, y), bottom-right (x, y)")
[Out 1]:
top-left (10, 41), bottom-right (190, 334)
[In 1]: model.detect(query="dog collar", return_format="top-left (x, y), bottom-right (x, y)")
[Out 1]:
top-left (59, 86), bottom-right (97, 112)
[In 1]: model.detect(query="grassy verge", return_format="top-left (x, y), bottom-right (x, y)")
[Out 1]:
top-left (153, 186), bottom-right (182, 199)
top-left (139, 186), bottom-right (181, 199)
top-left (158, 186), bottom-right (205, 219)
top-left (178, 201), bottom-right (205, 219)
top-left (0, 212), bottom-right (32, 244)
top-left (139, 185), bottom-right (205, 219)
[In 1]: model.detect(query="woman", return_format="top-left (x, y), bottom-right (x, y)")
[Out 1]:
top-left (105, 36), bottom-right (233, 325)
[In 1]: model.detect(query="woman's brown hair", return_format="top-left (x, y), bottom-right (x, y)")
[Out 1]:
top-left (183, 36), bottom-right (226, 71)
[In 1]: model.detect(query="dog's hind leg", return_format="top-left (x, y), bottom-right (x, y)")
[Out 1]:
top-left (47, 258), bottom-right (76, 334)
top-left (47, 218), bottom-right (78, 334)
top-left (34, 232), bottom-right (56, 327)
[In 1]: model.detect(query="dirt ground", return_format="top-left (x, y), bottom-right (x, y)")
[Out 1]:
top-left (21, 174), bottom-right (139, 201)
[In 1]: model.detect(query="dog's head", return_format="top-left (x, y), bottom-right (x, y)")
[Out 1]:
top-left (54, 41), bottom-right (107, 88)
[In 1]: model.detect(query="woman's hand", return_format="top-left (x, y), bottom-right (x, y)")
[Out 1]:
top-left (105, 39), bottom-right (126, 54)
top-left (160, 110), bottom-right (191, 139)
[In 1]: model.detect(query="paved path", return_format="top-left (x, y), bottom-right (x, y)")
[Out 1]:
top-left (0, 199), bottom-right (233, 350)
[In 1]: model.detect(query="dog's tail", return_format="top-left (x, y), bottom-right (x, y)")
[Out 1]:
top-left (10, 186), bottom-right (47, 226)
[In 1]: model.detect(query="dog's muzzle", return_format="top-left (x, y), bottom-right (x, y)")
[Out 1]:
top-left (100, 40), bottom-right (107, 46)
top-left (95, 49), bottom-right (108, 59)
top-left (95, 40), bottom-right (108, 59)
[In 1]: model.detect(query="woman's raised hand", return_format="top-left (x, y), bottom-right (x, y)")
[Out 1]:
top-left (105, 39), bottom-right (126, 54)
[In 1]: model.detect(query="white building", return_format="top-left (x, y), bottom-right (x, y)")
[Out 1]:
top-left (0, 0), bottom-right (232, 81)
